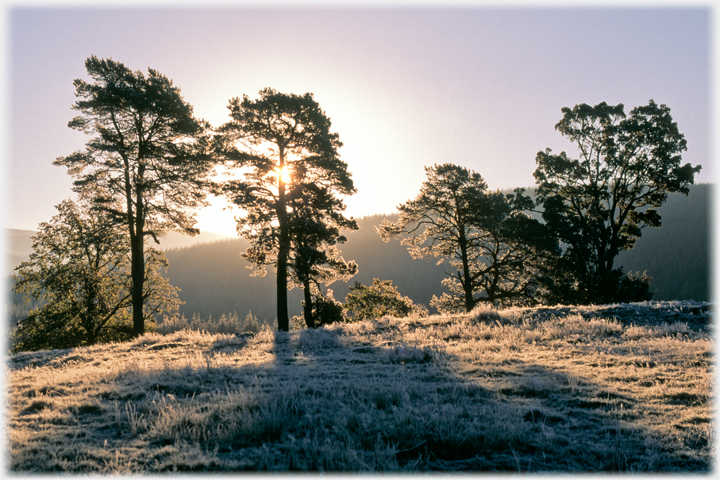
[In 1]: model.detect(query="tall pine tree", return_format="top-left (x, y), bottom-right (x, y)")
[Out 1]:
top-left (214, 88), bottom-right (356, 331)
top-left (55, 56), bottom-right (212, 336)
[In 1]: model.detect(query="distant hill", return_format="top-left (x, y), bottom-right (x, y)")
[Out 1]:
top-left (162, 184), bottom-right (711, 321)
top-left (6, 229), bottom-right (36, 276)
top-left (155, 230), bottom-right (232, 250)
top-left (6, 184), bottom-right (711, 322)
top-left (161, 216), bottom-right (449, 322)
top-left (615, 184), bottom-right (710, 302)
top-left (4, 229), bottom-right (230, 276)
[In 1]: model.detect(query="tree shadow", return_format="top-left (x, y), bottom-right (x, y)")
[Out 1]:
top-left (194, 318), bottom-right (711, 472)
top-left (7, 312), bottom-right (712, 473)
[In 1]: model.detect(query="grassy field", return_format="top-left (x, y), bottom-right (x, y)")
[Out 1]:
top-left (5, 301), bottom-right (714, 473)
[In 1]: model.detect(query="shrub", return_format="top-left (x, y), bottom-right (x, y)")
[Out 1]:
top-left (313, 295), bottom-right (345, 327)
top-left (344, 279), bottom-right (420, 321)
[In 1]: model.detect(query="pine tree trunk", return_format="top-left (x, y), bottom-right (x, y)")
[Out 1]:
top-left (131, 210), bottom-right (145, 337)
top-left (276, 248), bottom-right (289, 332)
top-left (303, 278), bottom-right (315, 328)
top-left (458, 229), bottom-right (475, 312)
top-left (276, 155), bottom-right (290, 332)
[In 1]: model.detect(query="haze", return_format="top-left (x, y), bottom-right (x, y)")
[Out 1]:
top-left (6, 6), bottom-right (711, 237)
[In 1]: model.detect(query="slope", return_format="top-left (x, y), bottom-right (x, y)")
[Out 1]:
top-left (6, 301), bottom-right (712, 472)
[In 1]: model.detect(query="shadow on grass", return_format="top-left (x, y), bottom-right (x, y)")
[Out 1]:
top-left (7, 315), bottom-right (712, 473)
top-left (179, 324), bottom-right (709, 472)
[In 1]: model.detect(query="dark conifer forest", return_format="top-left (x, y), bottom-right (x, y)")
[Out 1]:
top-left (615, 184), bottom-right (710, 302)
top-left (160, 215), bottom-right (449, 322)
top-left (156, 184), bottom-right (711, 323)
top-left (7, 184), bottom-right (710, 325)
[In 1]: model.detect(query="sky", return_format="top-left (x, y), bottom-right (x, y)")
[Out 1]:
top-left (4, 3), bottom-right (713, 238)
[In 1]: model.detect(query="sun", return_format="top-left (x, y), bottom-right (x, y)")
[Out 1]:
top-left (275, 165), bottom-right (291, 184)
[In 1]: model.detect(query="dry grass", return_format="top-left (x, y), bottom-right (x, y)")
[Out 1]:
top-left (5, 301), bottom-right (714, 472)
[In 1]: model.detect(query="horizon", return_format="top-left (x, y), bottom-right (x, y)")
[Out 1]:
top-left (6, 181), bottom-right (715, 239)
top-left (6, 181), bottom-right (714, 240)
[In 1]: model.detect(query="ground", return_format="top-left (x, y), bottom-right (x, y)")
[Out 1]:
top-left (5, 301), bottom-right (714, 472)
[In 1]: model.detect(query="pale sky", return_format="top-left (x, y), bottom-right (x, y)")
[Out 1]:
top-left (4, 3), bottom-right (713, 237)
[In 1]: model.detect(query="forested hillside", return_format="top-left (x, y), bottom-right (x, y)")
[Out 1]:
top-left (160, 184), bottom-right (711, 322)
top-left (6, 184), bottom-right (711, 324)
top-left (6, 229), bottom-right (36, 278)
top-left (5, 230), bottom-right (229, 277)
top-left (616, 184), bottom-right (710, 302)
top-left (161, 215), bottom-right (448, 322)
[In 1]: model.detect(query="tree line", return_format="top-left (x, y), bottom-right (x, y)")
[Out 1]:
top-left (153, 185), bottom-right (708, 326)
top-left (11, 56), bottom-right (701, 352)
top-left (8, 187), bottom-right (707, 335)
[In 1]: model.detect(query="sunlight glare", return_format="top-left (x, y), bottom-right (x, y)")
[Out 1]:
top-left (195, 194), bottom-right (238, 237)
top-left (275, 165), bottom-right (291, 184)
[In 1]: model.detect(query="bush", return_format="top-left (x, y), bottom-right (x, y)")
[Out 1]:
top-left (344, 279), bottom-right (422, 321)
top-left (313, 295), bottom-right (345, 327)
top-left (616, 270), bottom-right (653, 303)
top-left (296, 291), bottom-right (346, 329)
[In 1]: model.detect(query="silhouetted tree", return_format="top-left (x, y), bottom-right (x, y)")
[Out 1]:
top-left (289, 183), bottom-right (358, 328)
top-left (534, 100), bottom-right (700, 304)
top-left (344, 279), bottom-right (421, 321)
top-left (430, 189), bottom-right (558, 312)
top-left (377, 164), bottom-right (552, 313)
top-left (376, 165), bottom-right (485, 312)
top-left (215, 88), bottom-right (356, 331)
top-left (11, 198), bottom-right (180, 352)
top-left (54, 56), bottom-right (212, 336)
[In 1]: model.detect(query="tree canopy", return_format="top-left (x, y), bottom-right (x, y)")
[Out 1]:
top-left (429, 188), bottom-right (557, 312)
top-left (533, 100), bottom-right (700, 304)
top-left (377, 164), bottom-right (552, 312)
top-left (215, 88), bottom-right (356, 331)
top-left (54, 56), bottom-right (212, 336)
top-left (11, 198), bottom-right (180, 352)
top-left (288, 186), bottom-right (358, 328)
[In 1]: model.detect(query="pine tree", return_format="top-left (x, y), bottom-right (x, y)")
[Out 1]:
top-left (377, 164), bottom-right (553, 312)
top-left (214, 88), bottom-right (356, 331)
top-left (54, 56), bottom-right (212, 336)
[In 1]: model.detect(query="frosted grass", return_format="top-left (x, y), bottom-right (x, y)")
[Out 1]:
top-left (6, 301), bottom-right (713, 472)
